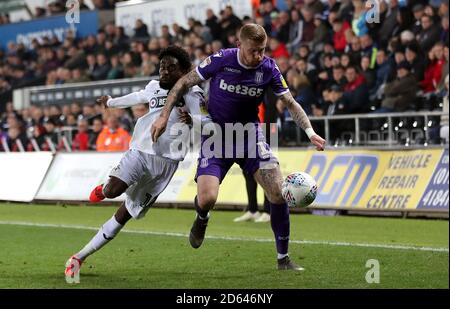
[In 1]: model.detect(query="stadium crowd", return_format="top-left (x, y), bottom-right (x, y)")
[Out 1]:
top-left (0, 0), bottom-right (449, 152)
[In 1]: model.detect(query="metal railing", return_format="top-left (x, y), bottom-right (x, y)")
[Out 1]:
top-left (284, 111), bottom-right (448, 148)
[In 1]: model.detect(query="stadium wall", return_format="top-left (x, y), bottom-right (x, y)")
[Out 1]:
top-left (0, 148), bottom-right (448, 214)
top-left (115, 0), bottom-right (253, 37)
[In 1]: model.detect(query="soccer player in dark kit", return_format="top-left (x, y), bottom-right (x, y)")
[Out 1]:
top-left (152, 24), bottom-right (325, 270)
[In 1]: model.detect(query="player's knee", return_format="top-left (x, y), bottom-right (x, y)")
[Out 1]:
top-left (103, 184), bottom-right (121, 199)
top-left (104, 177), bottom-right (127, 198)
top-left (198, 192), bottom-right (217, 209)
top-left (266, 190), bottom-right (285, 205)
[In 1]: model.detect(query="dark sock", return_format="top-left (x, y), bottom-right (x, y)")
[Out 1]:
top-left (269, 202), bottom-right (290, 255)
top-left (263, 195), bottom-right (270, 214)
top-left (244, 172), bottom-right (258, 213)
top-left (195, 196), bottom-right (209, 219)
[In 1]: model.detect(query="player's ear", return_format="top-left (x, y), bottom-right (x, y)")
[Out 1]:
top-left (236, 39), bottom-right (241, 48)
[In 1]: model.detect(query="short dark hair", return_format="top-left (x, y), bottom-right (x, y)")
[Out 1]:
top-left (158, 46), bottom-right (192, 73)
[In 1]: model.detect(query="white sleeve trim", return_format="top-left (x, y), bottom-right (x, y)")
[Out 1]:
top-left (274, 89), bottom-right (290, 97)
top-left (195, 66), bottom-right (207, 81)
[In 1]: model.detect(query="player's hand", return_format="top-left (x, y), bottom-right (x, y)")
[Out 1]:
top-left (310, 134), bottom-right (326, 151)
top-left (151, 115), bottom-right (168, 142)
top-left (96, 95), bottom-right (111, 108)
top-left (178, 109), bottom-right (192, 126)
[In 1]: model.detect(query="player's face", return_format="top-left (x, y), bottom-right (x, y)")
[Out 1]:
top-left (238, 38), bottom-right (267, 68)
top-left (159, 56), bottom-right (184, 89)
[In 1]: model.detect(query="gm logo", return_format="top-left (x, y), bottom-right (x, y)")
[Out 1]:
top-left (150, 97), bottom-right (167, 108)
top-left (305, 154), bottom-right (379, 206)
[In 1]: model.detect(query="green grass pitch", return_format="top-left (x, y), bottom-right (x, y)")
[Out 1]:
top-left (0, 203), bottom-right (447, 289)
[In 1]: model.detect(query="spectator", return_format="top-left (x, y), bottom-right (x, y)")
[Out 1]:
top-left (436, 45), bottom-right (449, 94)
top-left (89, 118), bottom-right (104, 150)
top-left (325, 84), bottom-right (349, 115)
top-left (96, 115), bottom-right (131, 152)
top-left (351, 0), bottom-right (369, 37)
top-left (134, 19), bottom-right (150, 40)
top-left (72, 118), bottom-right (91, 151)
top-left (269, 37), bottom-right (290, 59)
top-left (275, 11), bottom-right (291, 44)
top-left (417, 14), bottom-right (441, 52)
top-left (378, 61), bottom-right (418, 112)
top-left (106, 55), bottom-right (124, 80)
top-left (332, 18), bottom-right (351, 53)
top-left (412, 4), bottom-right (426, 35)
top-left (287, 9), bottom-right (303, 55)
top-left (41, 117), bottom-right (60, 151)
top-left (360, 55), bottom-right (376, 89)
top-left (360, 34), bottom-right (378, 69)
top-left (205, 9), bottom-right (221, 41)
top-left (421, 43), bottom-right (445, 93)
top-left (378, 0), bottom-right (400, 46)
top-left (343, 66), bottom-right (370, 113)
top-left (440, 13), bottom-right (449, 43)
top-left (299, 7), bottom-right (316, 44)
top-left (91, 53), bottom-right (111, 81)
top-left (370, 49), bottom-right (393, 99)
top-left (160, 25), bottom-right (173, 43)
top-left (305, 0), bottom-right (325, 15)
top-left (71, 102), bottom-right (82, 118)
top-left (219, 6), bottom-right (242, 47)
top-left (312, 14), bottom-right (330, 53)
top-left (405, 43), bottom-right (426, 82)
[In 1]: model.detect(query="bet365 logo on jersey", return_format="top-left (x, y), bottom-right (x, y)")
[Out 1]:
top-left (219, 79), bottom-right (264, 97)
top-left (149, 97), bottom-right (167, 108)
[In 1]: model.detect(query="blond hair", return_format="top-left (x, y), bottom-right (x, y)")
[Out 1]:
top-left (239, 23), bottom-right (267, 43)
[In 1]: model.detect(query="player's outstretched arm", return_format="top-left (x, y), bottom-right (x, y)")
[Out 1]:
top-left (279, 92), bottom-right (326, 151)
top-left (151, 69), bottom-right (203, 142)
top-left (97, 89), bottom-right (149, 109)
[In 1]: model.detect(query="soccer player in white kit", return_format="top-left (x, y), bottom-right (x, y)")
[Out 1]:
top-left (64, 46), bottom-right (207, 283)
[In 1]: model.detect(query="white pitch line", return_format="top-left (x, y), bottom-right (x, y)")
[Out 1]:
top-left (0, 220), bottom-right (448, 253)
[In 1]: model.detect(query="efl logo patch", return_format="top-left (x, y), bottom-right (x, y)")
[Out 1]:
top-left (199, 57), bottom-right (211, 68)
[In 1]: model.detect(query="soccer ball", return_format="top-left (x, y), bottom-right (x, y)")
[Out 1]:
top-left (281, 172), bottom-right (318, 208)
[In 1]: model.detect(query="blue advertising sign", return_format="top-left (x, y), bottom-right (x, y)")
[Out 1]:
top-left (417, 149), bottom-right (449, 210)
top-left (0, 10), bottom-right (98, 49)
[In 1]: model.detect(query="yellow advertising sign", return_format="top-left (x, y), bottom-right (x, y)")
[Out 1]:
top-left (362, 150), bottom-right (442, 210)
top-left (176, 148), bottom-right (445, 211)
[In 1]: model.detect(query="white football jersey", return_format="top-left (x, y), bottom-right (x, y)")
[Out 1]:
top-left (107, 80), bottom-right (208, 161)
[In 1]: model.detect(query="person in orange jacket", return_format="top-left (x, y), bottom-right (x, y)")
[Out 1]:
top-left (96, 115), bottom-right (131, 152)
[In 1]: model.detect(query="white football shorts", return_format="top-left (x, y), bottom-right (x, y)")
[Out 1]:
top-left (109, 149), bottom-right (179, 219)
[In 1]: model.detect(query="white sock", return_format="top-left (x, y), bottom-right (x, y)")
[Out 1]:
top-left (277, 253), bottom-right (288, 260)
top-left (75, 215), bottom-right (124, 261)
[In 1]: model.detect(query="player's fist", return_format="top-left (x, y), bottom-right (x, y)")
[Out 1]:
top-left (151, 115), bottom-right (168, 142)
top-left (96, 95), bottom-right (111, 108)
top-left (310, 134), bottom-right (326, 151)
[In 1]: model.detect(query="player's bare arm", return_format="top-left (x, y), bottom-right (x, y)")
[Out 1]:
top-left (151, 69), bottom-right (203, 142)
top-left (279, 92), bottom-right (326, 151)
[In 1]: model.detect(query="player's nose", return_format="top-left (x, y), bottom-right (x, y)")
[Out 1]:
top-left (254, 53), bottom-right (263, 62)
